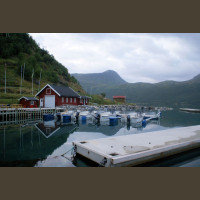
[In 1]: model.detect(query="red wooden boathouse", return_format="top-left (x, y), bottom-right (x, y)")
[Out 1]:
top-left (19, 97), bottom-right (39, 108)
top-left (35, 84), bottom-right (91, 108)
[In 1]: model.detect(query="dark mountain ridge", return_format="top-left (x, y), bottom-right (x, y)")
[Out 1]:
top-left (73, 70), bottom-right (200, 107)
top-left (73, 70), bottom-right (127, 85)
top-left (72, 70), bottom-right (127, 94)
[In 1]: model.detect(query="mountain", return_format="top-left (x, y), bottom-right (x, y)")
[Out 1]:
top-left (189, 74), bottom-right (200, 83)
top-left (73, 70), bottom-right (200, 107)
top-left (0, 33), bottom-right (84, 104)
top-left (72, 70), bottom-right (127, 94)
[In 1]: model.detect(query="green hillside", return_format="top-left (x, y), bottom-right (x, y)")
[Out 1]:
top-left (0, 33), bottom-right (84, 104)
top-left (104, 79), bottom-right (200, 107)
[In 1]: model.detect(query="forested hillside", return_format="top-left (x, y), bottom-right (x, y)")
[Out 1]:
top-left (104, 76), bottom-right (200, 107)
top-left (0, 33), bottom-right (84, 104)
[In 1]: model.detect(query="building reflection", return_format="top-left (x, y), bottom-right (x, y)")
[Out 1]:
top-left (0, 121), bottom-right (78, 166)
top-left (0, 117), bottom-right (161, 166)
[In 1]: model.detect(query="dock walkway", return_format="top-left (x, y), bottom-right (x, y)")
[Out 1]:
top-left (0, 107), bottom-right (64, 125)
top-left (73, 125), bottom-right (200, 167)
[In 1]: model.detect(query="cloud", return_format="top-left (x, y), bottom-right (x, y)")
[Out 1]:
top-left (30, 33), bottom-right (200, 83)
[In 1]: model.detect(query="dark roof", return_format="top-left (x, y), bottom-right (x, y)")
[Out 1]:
top-left (19, 97), bottom-right (39, 101)
top-left (49, 84), bottom-right (80, 97)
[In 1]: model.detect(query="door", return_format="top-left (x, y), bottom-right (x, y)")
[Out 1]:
top-left (40, 98), bottom-right (44, 107)
top-left (45, 95), bottom-right (55, 108)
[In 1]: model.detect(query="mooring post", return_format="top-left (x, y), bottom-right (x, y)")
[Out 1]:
top-left (31, 126), bottom-right (33, 148)
top-left (21, 125), bottom-right (24, 151)
top-left (4, 127), bottom-right (6, 159)
top-left (6, 109), bottom-right (7, 123)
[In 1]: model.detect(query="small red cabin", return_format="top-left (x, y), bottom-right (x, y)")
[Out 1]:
top-left (19, 97), bottom-right (39, 108)
top-left (113, 96), bottom-right (126, 103)
top-left (35, 84), bottom-right (91, 108)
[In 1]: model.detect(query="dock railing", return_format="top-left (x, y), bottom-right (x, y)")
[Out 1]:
top-left (0, 107), bottom-right (64, 125)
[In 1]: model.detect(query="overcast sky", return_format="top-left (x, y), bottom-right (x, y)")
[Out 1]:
top-left (30, 33), bottom-right (200, 83)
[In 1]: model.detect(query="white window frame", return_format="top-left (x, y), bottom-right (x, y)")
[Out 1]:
top-left (70, 98), bottom-right (72, 103)
top-left (74, 98), bottom-right (76, 103)
top-left (66, 97), bottom-right (68, 103)
top-left (30, 101), bottom-right (34, 105)
top-left (46, 88), bottom-right (51, 94)
top-left (62, 97), bottom-right (64, 103)
top-left (80, 99), bottom-right (82, 103)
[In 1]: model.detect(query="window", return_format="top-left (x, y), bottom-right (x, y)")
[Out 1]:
top-left (70, 98), bottom-right (72, 103)
top-left (46, 88), bottom-right (51, 94)
top-left (66, 98), bottom-right (68, 103)
top-left (86, 98), bottom-right (87, 104)
top-left (30, 101), bottom-right (34, 105)
top-left (80, 99), bottom-right (82, 103)
top-left (74, 98), bottom-right (76, 103)
top-left (62, 97), bottom-right (64, 103)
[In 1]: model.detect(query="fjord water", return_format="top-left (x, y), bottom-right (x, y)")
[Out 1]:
top-left (0, 109), bottom-right (200, 167)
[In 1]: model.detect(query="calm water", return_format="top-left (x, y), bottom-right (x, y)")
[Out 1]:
top-left (0, 109), bottom-right (200, 167)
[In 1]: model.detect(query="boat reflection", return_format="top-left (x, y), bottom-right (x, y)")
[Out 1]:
top-left (0, 117), bottom-right (160, 167)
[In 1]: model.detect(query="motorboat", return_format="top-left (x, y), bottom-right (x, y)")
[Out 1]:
top-left (128, 112), bottom-right (143, 123)
top-left (115, 112), bottom-right (128, 122)
top-left (79, 111), bottom-right (93, 121)
top-left (61, 110), bottom-right (76, 122)
top-left (142, 111), bottom-right (161, 120)
top-left (100, 111), bottom-right (112, 121)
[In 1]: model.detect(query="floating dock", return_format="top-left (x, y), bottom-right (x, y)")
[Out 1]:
top-left (180, 108), bottom-right (200, 113)
top-left (73, 125), bottom-right (200, 167)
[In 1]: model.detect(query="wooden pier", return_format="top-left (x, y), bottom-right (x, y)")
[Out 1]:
top-left (73, 125), bottom-right (200, 167)
top-left (0, 107), bottom-right (64, 126)
top-left (180, 108), bottom-right (200, 113)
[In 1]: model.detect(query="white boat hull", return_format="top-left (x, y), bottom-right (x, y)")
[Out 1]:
top-left (130, 116), bottom-right (143, 123)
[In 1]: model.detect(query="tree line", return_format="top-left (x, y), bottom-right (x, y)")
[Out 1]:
top-left (0, 33), bottom-right (79, 85)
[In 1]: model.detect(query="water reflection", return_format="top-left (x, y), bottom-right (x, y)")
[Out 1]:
top-left (160, 109), bottom-right (200, 127)
top-left (0, 119), bottom-right (158, 167)
top-left (0, 109), bottom-right (200, 167)
top-left (0, 122), bottom-right (78, 166)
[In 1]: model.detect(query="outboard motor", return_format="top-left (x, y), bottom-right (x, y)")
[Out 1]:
top-left (127, 115), bottom-right (131, 124)
top-left (75, 111), bottom-right (80, 122)
top-left (95, 113), bottom-right (101, 123)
